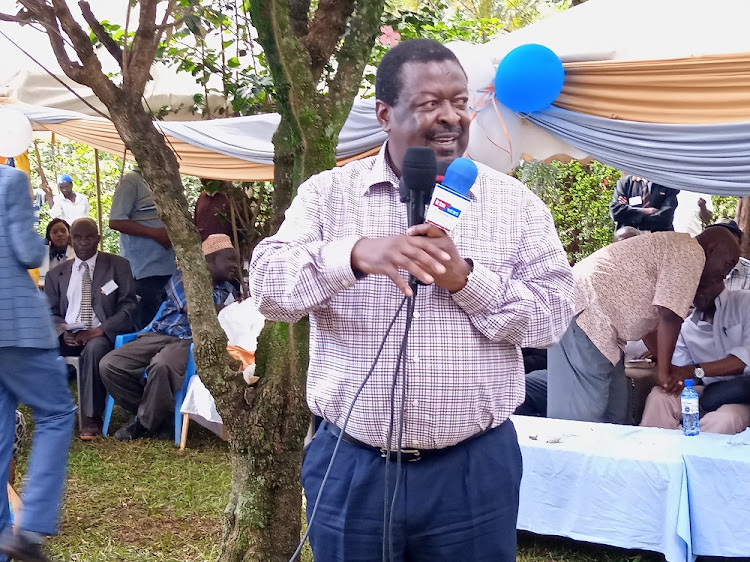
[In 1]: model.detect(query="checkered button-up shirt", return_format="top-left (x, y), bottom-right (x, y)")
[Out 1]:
top-left (250, 145), bottom-right (574, 449)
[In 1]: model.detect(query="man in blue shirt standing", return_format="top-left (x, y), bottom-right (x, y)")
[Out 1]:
top-left (99, 234), bottom-right (239, 441)
top-left (109, 167), bottom-right (176, 328)
top-left (0, 165), bottom-right (75, 562)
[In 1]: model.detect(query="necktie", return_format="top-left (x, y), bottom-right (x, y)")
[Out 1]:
top-left (641, 180), bottom-right (650, 208)
top-left (79, 262), bottom-right (93, 328)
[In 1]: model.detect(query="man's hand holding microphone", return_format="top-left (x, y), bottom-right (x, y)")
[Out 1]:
top-left (351, 147), bottom-right (476, 297)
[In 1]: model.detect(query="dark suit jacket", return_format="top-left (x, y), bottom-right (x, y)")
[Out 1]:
top-left (44, 252), bottom-right (138, 342)
top-left (609, 176), bottom-right (680, 232)
top-left (0, 165), bottom-right (58, 349)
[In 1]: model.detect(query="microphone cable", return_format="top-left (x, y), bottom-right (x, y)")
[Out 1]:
top-left (384, 288), bottom-right (418, 562)
top-left (289, 295), bottom-right (409, 562)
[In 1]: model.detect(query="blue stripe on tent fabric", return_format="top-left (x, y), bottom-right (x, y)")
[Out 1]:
top-left (524, 106), bottom-right (750, 196)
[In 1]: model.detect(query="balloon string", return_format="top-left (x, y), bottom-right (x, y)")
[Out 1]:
top-left (468, 86), bottom-right (513, 158)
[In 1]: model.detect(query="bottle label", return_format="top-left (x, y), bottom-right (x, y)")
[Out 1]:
top-left (682, 397), bottom-right (699, 414)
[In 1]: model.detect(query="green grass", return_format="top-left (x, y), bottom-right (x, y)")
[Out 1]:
top-left (13, 407), bottom-right (669, 561)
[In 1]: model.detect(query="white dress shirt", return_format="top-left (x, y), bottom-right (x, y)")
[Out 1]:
top-left (51, 192), bottom-right (90, 223)
top-left (65, 253), bottom-right (101, 328)
top-left (672, 288), bottom-right (750, 385)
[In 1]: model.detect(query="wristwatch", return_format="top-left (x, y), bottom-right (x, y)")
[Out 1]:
top-left (694, 363), bottom-right (705, 379)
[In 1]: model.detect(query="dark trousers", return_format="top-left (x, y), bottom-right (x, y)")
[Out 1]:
top-left (135, 275), bottom-right (171, 330)
top-left (514, 369), bottom-right (548, 417)
top-left (701, 377), bottom-right (750, 412)
top-left (0, 348), bottom-right (75, 541)
top-left (302, 419), bottom-right (522, 562)
top-left (99, 332), bottom-right (191, 431)
top-left (59, 335), bottom-right (113, 418)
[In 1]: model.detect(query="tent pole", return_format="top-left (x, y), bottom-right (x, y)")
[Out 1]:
top-left (50, 132), bottom-right (57, 181)
top-left (94, 149), bottom-right (103, 250)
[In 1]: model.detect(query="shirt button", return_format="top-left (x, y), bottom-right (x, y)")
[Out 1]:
top-left (412, 399), bottom-right (419, 408)
top-left (413, 311), bottom-right (421, 319)
top-left (411, 355), bottom-right (420, 363)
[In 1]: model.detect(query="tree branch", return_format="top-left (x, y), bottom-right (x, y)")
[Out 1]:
top-left (326, 0), bottom-right (384, 112)
top-left (17, 0), bottom-right (86, 83)
top-left (0, 9), bottom-right (31, 24)
top-left (123, 0), bottom-right (160, 98)
top-left (289, 0), bottom-right (310, 37)
top-left (302, 0), bottom-right (355, 76)
top-left (78, 1), bottom-right (122, 68)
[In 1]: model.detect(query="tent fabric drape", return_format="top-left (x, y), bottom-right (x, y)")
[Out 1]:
top-left (3, 98), bottom-right (385, 181)
top-left (525, 105), bottom-right (750, 195)
top-left (557, 52), bottom-right (750, 124)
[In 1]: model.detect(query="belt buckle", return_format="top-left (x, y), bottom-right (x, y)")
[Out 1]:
top-left (380, 448), bottom-right (422, 462)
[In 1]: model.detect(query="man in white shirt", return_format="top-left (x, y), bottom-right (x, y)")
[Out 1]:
top-left (640, 272), bottom-right (750, 434)
top-left (672, 190), bottom-right (713, 237)
top-left (43, 174), bottom-right (90, 223)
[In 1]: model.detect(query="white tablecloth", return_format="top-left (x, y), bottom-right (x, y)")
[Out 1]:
top-left (513, 415), bottom-right (750, 561)
top-left (680, 428), bottom-right (750, 558)
top-left (180, 376), bottom-right (224, 438)
top-left (513, 415), bottom-right (691, 562)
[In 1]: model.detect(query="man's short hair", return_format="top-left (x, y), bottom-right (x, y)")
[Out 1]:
top-left (375, 39), bottom-right (464, 107)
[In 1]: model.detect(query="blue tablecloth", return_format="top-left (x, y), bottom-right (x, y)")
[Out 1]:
top-left (513, 415), bottom-right (701, 562)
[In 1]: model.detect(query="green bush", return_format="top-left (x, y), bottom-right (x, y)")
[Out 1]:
top-left (518, 159), bottom-right (619, 264)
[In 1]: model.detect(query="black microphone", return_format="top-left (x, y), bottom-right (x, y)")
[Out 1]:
top-left (399, 146), bottom-right (437, 228)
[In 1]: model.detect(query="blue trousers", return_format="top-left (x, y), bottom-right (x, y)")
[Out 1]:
top-left (302, 419), bottom-right (522, 561)
top-left (0, 347), bottom-right (75, 545)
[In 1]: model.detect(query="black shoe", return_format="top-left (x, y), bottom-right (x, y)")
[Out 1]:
top-left (113, 416), bottom-right (147, 442)
top-left (0, 527), bottom-right (51, 562)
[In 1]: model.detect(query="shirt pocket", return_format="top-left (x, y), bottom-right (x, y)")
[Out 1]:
top-left (724, 324), bottom-right (744, 349)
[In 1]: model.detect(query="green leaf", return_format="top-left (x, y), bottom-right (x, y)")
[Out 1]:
top-left (227, 56), bottom-right (240, 68)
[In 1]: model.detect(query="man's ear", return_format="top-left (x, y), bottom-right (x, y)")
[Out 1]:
top-left (375, 100), bottom-right (393, 133)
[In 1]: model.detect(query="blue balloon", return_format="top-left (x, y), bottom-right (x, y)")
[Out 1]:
top-left (494, 44), bottom-right (564, 114)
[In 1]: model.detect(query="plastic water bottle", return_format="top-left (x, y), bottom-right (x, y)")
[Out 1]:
top-left (681, 379), bottom-right (700, 436)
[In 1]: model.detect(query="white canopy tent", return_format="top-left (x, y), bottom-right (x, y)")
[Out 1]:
top-left (1, 0), bottom-right (749, 182)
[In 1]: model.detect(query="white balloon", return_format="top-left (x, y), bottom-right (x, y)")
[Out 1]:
top-left (446, 41), bottom-right (496, 93)
top-left (0, 108), bottom-right (33, 158)
top-left (466, 102), bottom-right (523, 174)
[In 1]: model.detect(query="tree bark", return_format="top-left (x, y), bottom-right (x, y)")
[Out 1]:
top-left (220, 320), bottom-right (310, 562)
top-left (736, 197), bottom-right (750, 258)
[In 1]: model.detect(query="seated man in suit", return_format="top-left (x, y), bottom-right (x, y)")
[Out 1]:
top-left (100, 234), bottom-right (240, 441)
top-left (45, 217), bottom-right (138, 440)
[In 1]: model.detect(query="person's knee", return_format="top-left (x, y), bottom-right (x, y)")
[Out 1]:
top-left (702, 406), bottom-right (750, 434)
top-left (99, 352), bottom-right (115, 381)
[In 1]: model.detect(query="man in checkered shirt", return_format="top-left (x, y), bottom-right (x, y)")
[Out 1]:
top-left (250, 39), bottom-right (574, 561)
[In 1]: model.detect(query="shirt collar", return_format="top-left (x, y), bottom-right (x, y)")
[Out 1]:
top-left (360, 143), bottom-right (399, 196)
top-left (74, 252), bottom-right (98, 272)
top-left (359, 142), bottom-right (479, 202)
top-left (690, 287), bottom-right (730, 323)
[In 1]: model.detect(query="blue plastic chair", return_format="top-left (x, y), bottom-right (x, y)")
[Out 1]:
top-left (101, 302), bottom-right (197, 446)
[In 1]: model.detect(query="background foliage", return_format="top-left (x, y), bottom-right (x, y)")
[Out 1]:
top-left (519, 159), bottom-right (619, 263)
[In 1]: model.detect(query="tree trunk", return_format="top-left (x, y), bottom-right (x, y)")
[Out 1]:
top-left (220, 319), bottom-right (310, 562)
top-left (736, 196), bottom-right (750, 258)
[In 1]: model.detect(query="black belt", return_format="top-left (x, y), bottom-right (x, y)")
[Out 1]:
top-left (325, 422), bottom-right (490, 462)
